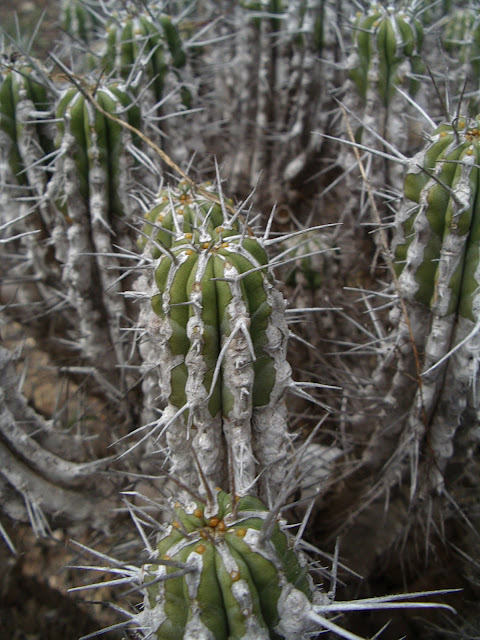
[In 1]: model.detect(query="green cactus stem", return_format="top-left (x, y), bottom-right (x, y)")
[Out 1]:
top-left (393, 116), bottom-right (480, 317)
top-left (141, 182), bottom-right (292, 497)
top-left (137, 489), bottom-right (313, 640)
top-left (0, 56), bottom-right (55, 199)
top-left (61, 0), bottom-right (104, 47)
top-left (103, 6), bottom-right (187, 106)
top-left (366, 114), bottom-right (480, 491)
top-left (349, 2), bottom-right (423, 109)
top-left (49, 80), bottom-right (147, 400)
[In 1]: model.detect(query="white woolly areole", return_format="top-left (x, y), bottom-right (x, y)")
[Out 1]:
top-left (274, 583), bottom-right (315, 636)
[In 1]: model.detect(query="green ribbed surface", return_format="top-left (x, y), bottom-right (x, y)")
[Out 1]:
top-left (394, 116), bottom-right (480, 320)
top-left (142, 490), bottom-right (312, 640)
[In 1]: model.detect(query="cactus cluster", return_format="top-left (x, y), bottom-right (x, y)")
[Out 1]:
top-left (1, 1), bottom-right (478, 638)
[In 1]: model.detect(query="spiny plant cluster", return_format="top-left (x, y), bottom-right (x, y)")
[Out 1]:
top-left (1, 0), bottom-right (480, 638)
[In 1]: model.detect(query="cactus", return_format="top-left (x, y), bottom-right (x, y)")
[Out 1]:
top-left (45, 79), bottom-right (147, 405)
top-left (73, 480), bottom-right (454, 640)
top-left (103, 6), bottom-right (187, 104)
top-left (382, 114), bottom-right (480, 487)
top-left (349, 2), bottom-right (423, 109)
top-left (0, 55), bottom-right (71, 342)
top-left (0, 54), bottom-right (56, 213)
top-left (335, 1), bottom-right (427, 258)
top-left (54, 81), bottom-right (142, 219)
top-left (137, 489), bottom-right (313, 640)
top-left (140, 181), bottom-right (292, 497)
top-left (0, 2), bottom-right (476, 638)
top-left (440, 6), bottom-right (480, 113)
top-left (442, 6), bottom-right (480, 69)
top-left (61, 0), bottom-right (104, 47)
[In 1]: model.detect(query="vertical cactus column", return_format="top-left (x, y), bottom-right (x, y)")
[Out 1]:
top-left (140, 182), bottom-right (292, 498)
top-left (50, 80), bottom-right (148, 405)
top-left (339, 1), bottom-right (425, 201)
top-left (368, 115), bottom-right (480, 493)
top-left (0, 55), bottom-right (67, 332)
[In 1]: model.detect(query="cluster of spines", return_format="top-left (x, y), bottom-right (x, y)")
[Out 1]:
top-left (140, 182), bottom-right (237, 258)
top-left (138, 489), bottom-right (312, 640)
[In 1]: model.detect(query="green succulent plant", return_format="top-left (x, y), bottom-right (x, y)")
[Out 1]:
top-left (138, 489), bottom-right (313, 640)
top-left (393, 114), bottom-right (480, 319)
top-left (0, 55), bottom-right (54, 188)
top-left (350, 2), bottom-right (424, 107)
top-left (103, 6), bottom-right (187, 105)
top-left (54, 81), bottom-right (141, 219)
top-left (142, 181), bottom-right (292, 495)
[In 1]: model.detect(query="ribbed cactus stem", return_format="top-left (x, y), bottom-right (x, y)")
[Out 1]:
top-left (135, 489), bottom-right (314, 640)
top-left (368, 115), bottom-right (480, 490)
top-left (141, 182), bottom-right (292, 497)
top-left (102, 6), bottom-right (187, 107)
top-left (349, 2), bottom-right (423, 109)
top-left (51, 82), bottom-right (145, 398)
top-left (340, 1), bottom-right (425, 196)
